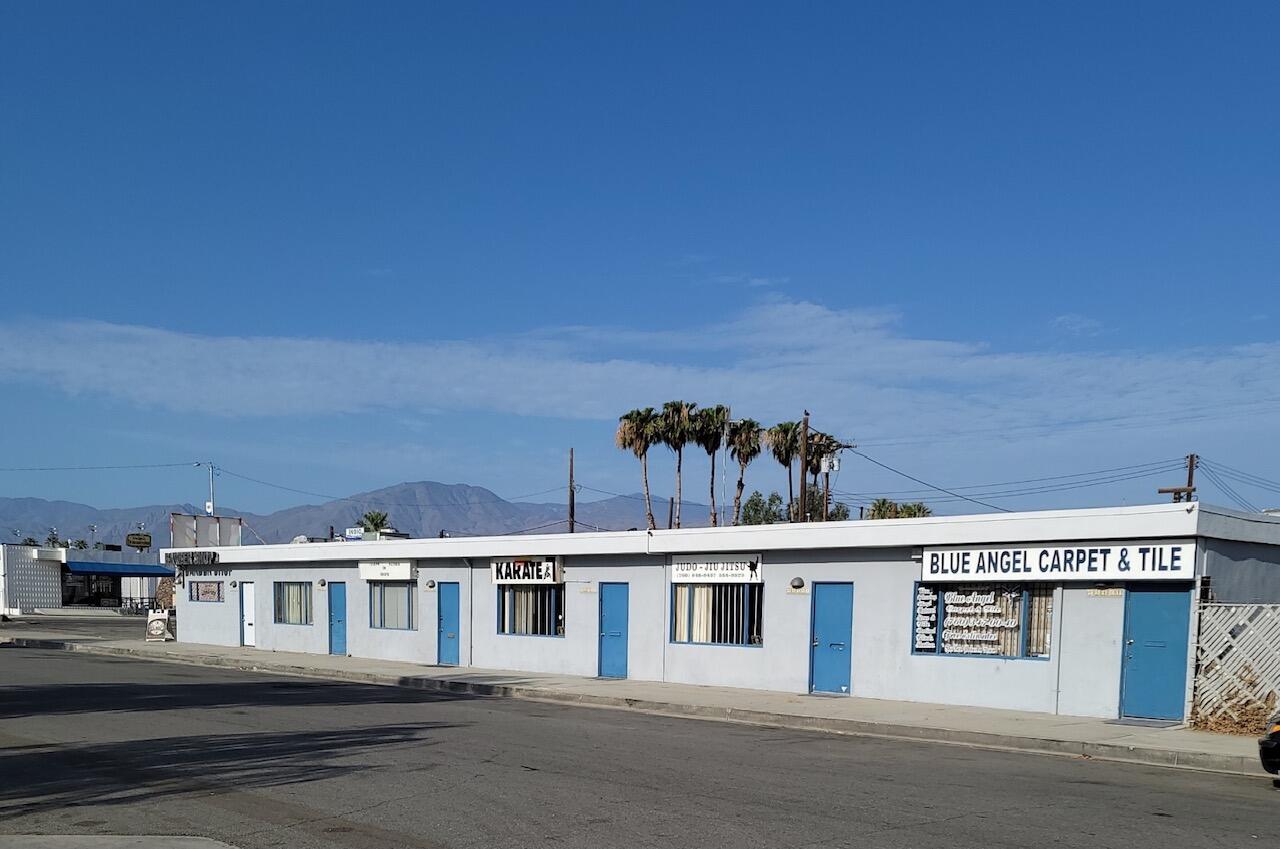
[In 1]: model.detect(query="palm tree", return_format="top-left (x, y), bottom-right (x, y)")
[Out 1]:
top-left (867, 498), bottom-right (899, 520)
top-left (897, 501), bottom-right (933, 518)
top-left (616, 407), bottom-right (661, 530)
top-left (660, 401), bottom-right (696, 528)
top-left (359, 510), bottom-right (390, 532)
top-left (727, 419), bottom-right (764, 525)
top-left (693, 405), bottom-right (729, 526)
top-left (766, 422), bottom-right (800, 519)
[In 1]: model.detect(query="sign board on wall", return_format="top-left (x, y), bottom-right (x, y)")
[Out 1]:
top-left (358, 560), bottom-right (415, 581)
top-left (491, 557), bottom-right (562, 584)
top-left (922, 539), bottom-right (1195, 583)
top-left (913, 585), bottom-right (938, 652)
top-left (671, 553), bottom-right (763, 583)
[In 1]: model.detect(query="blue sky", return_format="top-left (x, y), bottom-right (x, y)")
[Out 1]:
top-left (1, 2), bottom-right (1278, 517)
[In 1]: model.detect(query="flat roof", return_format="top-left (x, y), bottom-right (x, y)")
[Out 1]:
top-left (160, 502), bottom-right (1280, 566)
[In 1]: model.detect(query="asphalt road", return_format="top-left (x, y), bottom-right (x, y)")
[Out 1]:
top-left (1, 615), bottom-right (148, 641)
top-left (0, 648), bottom-right (1274, 849)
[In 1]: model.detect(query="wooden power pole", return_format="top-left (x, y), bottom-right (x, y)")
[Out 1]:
top-left (1158, 453), bottom-right (1198, 503)
top-left (797, 410), bottom-right (810, 522)
top-left (568, 448), bottom-right (576, 533)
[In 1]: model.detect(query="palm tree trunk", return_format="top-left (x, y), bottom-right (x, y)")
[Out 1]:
top-left (708, 451), bottom-right (718, 526)
top-left (641, 452), bottom-right (656, 530)
top-left (674, 447), bottom-right (683, 528)
top-left (733, 460), bottom-right (747, 525)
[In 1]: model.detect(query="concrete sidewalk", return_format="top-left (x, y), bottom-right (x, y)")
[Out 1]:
top-left (1, 621), bottom-right (1265, 778)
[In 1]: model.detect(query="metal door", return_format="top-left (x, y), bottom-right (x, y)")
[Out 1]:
top-left (1120, 584), bottom-right (1192, 720)
top-left (240, 582), bottom-right (256, 647)
top-left (328, 582), bottom-right (347, 656)
top-left (437, 582), bottom-right (460, 666)
top-left (598, 582), bottom-right (629, 679)
top-left (810, 582), bottom-right (854, 694)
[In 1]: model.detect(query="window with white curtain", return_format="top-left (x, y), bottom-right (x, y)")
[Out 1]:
top-left (273, 581), bottom-right (312, 625)
top-left (497, 585), bottom-right (564, 636)
top-left (370, 581), bottom-right (415, 630)
top-left (671, 583), bottom-right (763, 646)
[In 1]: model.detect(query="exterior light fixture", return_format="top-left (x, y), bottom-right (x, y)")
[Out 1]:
top-left (790, 577), bottom-right (805, 589)
top-left (230, 580), bottom-right (238, 588)
top-left (426, 579), bottom-right (437, 589)
top-left (318, 578), bottom-right (327, 587)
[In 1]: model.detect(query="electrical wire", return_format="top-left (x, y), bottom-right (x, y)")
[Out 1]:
top-left (1199, 458), bottom-right (1280, 496)
top-left (1198, 464), bottom-right (1260, 513)
top-left (848, 450), bottom-right (1011, 512)
top-left (0, 461), bottom-right (199, 472)
top-left (831, 458), bottom-right (1184, 498)
top-left (214, 465), bottom-right (563, 510)
top-left (834, 462), bottom-right (1186, 504)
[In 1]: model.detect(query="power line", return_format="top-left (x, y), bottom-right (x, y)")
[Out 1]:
top-left (848, 451), bottom-right (1011, 512)
top-left (0, 461), bottom-right (199, 472)
top-left (1198, 464), bottom-right (1260, 513)
top-left (832, 458), bottom-right (1184, 498)
top-left (1199, 458), bottom-right (1280, 496)
top-left (835, 462), bottom-right (1186, 504)
top-left (214, 466), bottom-right (564, 510)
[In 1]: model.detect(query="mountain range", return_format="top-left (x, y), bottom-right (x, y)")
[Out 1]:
top-left (0, 481), bottom-right (711, 547)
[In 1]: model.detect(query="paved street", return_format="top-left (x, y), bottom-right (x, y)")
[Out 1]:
top-left (0, 616), bottom-right (146, 642)
top-left (0, 648), bottom-right (1274, 849)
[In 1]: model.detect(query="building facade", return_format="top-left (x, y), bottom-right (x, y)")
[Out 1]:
top-left (1, 544), bottom-right (172, 616)
top-left (166, 503), bottom-right (1280, 722)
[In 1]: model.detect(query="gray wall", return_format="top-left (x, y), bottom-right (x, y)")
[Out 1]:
top-left (1202, 539), bottom-right (1280, 602)
top-left (174, 547), bottom-right (1171, 719)
top-left (470, 554), bottom-right (667, 680)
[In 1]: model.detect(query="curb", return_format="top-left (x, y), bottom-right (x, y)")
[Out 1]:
top-left (2, 637), bottom-right (1263, 778)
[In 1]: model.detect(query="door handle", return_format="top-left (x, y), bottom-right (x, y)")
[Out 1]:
top-left (1126, 639), bottom-right (1134, 646)
top-left (812, 639), bottom-right (820, 647)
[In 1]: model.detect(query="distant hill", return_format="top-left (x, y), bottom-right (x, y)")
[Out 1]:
top-left (0, 482), bottom-right (709, 547)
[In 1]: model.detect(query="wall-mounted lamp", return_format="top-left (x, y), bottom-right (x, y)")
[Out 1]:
top-left (426, 579), bottom-right (437, 589)
top-left (230, 580), bottom-right (238, 589)
top-left (318, 578), bottom-right (327, 587)
top-left (790, 577), bottom-right (805, 590)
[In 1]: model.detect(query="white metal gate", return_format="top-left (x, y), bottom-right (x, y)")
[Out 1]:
top-left (1192, 603), bottom-right (1280, 733)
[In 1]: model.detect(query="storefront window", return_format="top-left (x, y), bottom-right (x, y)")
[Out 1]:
top-left (370, 581), bottom-right (415, 629)
top-left (671, 583), bottom-right (763, 646)
top-left (497, 585), bottom-right (564, 637)
top-left (913, 582), bottom-right (1053, 659)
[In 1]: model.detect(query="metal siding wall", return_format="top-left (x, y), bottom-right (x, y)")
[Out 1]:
top-left (1, 546), bottom-right (63, 613)
top-left (1202, 539), bottom-right (1280, 603)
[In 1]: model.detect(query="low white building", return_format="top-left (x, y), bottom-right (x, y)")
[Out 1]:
top-left (1, 544), bottom-right (173, 615)
top-left (165, 502), bottom-right (1280, 722)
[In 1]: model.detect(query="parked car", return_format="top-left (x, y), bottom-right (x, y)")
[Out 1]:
top-left (1261, 712), bottom-right (1280, 776)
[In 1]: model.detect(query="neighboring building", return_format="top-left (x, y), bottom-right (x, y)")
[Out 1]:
top-left (165, 502), bottom-right (1280, 722)
top-left (1, 544), bottom-right (173, 616)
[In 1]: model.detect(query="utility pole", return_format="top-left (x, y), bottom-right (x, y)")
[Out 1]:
top-left (1158, 453), bottom-right (1198, 503)
top-left (797, 411), bottom-right (810, 522)
top-left (568, 448), bottom-right (576, 533)
top-left (206, 460), bottom-right (216, 516)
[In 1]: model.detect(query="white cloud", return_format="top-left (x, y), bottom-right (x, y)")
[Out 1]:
top-left (0, 304), bottom-right (1277, 460)
top-left (1051, 313), bottom-right (1104, 336)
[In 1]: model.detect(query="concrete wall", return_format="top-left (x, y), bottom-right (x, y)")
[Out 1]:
top-left (171, 547), bottom-right (1166, 719)
top-left (470, 554), bottom-right (667, 680)
top-left (1, 546), bottom-right (63, 614)
top-left (1202, 539), bottom-right (1280, 602)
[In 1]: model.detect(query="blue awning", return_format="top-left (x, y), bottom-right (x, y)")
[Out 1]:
top-left (65, 562), bottom-right (174, 578)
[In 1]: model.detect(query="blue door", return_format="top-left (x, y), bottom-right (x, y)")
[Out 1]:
top-left (437, 582), bottom-right (460, 666)
top-left (810, 582), bottom-right (854, 694)
top-left (1120, 584), bottom-right (1192, 720)
top-left (598, 582), bottom-right (629, 679)
top-left (328, 582), bottom-right (347, 656)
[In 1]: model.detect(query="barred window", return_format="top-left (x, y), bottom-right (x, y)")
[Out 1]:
top-left (913, 582), bottom-right (1053, 659)
top-left (188, 581), bottom-right (223, 603)
top-left (273, 581), bottom-right (312, 625)
top-left (370, 581), bottom-right (415, 630)
top-left (497, 585), bottom-right (564, 637)
top-left (671, 584), bottom-right (764, 646)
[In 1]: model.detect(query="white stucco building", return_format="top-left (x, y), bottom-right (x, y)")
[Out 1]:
top-left (165, 502), bottom-right (1280, 722)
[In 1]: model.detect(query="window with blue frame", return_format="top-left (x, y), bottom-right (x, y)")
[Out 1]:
top-left (671, 583), bottom-right (763, 646)
top-left (913, 582), bottom-right (1053, 658)
top-left (370, 581), bottom-right (415, 630)
top-left (497, 585), bottom-right (564, 636)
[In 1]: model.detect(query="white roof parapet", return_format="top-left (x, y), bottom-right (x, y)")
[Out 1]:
top-left (148, 501), bottom-right (1280, 567)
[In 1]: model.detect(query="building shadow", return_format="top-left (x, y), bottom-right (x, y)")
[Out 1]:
top-left (0, 722), bottom-right (452, 817)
